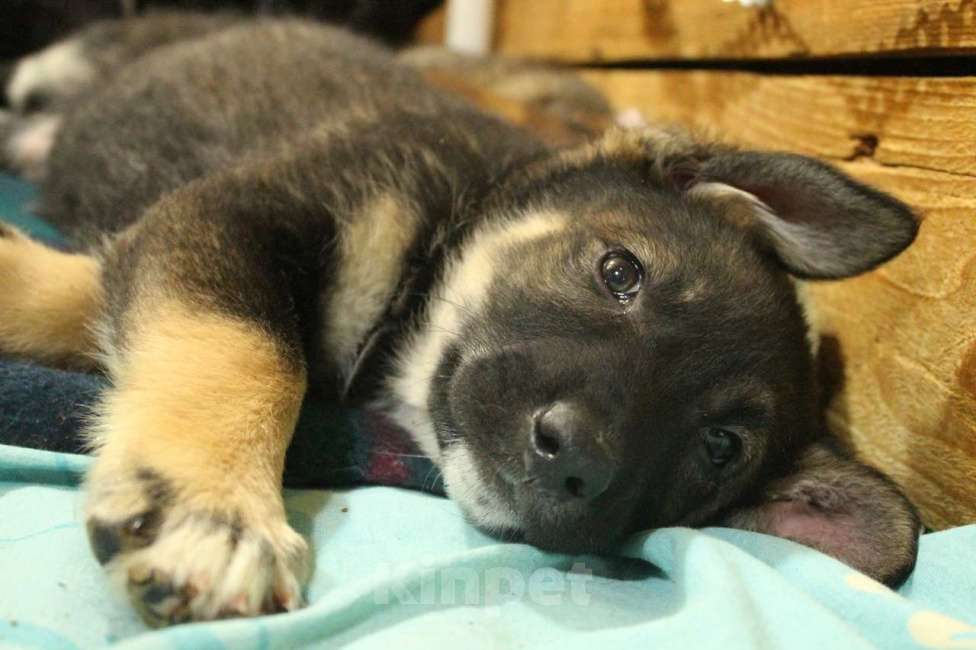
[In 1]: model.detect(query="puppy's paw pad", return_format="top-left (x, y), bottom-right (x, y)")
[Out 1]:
top-left (87, 511), bottom-right (161, 565)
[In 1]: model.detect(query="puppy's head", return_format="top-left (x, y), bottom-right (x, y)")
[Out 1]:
top-left (391, 127), bottom-right (921, 585)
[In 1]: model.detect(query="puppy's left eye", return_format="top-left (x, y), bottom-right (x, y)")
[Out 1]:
top-left (701, 427), bottom-right (742, 467)
top-left (600, 251), bottom-right (643, 300)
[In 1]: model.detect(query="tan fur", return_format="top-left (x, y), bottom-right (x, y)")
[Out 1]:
top-left (420, 70), bottom-right (608, 148)
top-left (88, 301), bottom-right (306, 510)
top-left (324, 194), bottom-right (419, 378)
top-left (85, 300), bottom-right (310, 623)
top-left (0, 226), bottom-right (102, 367)
top-left (400, 45), bottom-right (612, 148)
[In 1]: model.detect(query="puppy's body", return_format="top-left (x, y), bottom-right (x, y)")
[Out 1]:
top-left (42, 20), bottom-right (545, 397)
top-left (1, 16), bottom-right (923, 626)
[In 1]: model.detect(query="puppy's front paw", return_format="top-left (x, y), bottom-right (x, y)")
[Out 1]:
top-left (86, 465), bottom-right (310, 627)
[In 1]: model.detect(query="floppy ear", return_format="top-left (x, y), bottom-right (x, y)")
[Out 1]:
top-left (687, 150), bottom-right (920, 279)
top-left (565, 126), bottom-right (918, 276)
top-left (720, 441), bottom-right (922, 586)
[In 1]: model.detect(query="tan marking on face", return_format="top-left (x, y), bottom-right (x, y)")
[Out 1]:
top-left (323, 194), bottom-right (420, 378)
top-left (385, 210), bottom-right (569, 460)
top-left (679, 277), bottom-right (709, 303)
top-left (88, 301), bottom-right (306, 517)
top-left (0, 225), bottom-right (103, 367)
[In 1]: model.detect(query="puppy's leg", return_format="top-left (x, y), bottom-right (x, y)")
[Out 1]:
top-left (0, 224), bottom-right (102, 367)
top-left (86, 300), bottom-right (309, 625)
top-left (84, 185), bottom-right (318, 626)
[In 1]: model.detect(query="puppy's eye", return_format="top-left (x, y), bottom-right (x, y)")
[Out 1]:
top-left (600, 251), bottom-right (643, 300)
top-left (701, 427), bottom-right (742, 467)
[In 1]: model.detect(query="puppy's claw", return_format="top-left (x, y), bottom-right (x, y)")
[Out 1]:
top-left (273, 576), bottom-right (303, 612)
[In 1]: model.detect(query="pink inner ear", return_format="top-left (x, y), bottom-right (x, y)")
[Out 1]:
top-left (764, 499), bottom-right (862, 562)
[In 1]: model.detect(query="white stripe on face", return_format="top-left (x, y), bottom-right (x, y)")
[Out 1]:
top-left (382, 210), bottom-right (568, 462)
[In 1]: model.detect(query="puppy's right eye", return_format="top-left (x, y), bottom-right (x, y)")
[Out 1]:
top-left (600, 251), bottom-right (643, 301)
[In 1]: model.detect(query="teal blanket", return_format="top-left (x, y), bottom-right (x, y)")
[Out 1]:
top-left (1, 444), bottom-right (974, 649)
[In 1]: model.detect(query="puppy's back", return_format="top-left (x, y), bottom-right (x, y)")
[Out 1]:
top-left (42, 20), bottom-right (455, 240)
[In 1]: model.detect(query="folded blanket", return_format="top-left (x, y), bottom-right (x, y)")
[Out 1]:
top-left (2, 444), bottom-right (976, 649)
top-left (0, 173), bottom-right (441, 493)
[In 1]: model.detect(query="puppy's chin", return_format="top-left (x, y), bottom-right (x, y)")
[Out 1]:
top-left (439, 443), bottom-right (521, 536)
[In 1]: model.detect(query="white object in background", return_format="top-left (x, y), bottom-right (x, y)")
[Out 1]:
top-left (615, 108), bottom-right (648, 130)
top-left (445, 0), bottom-right (495, 55)
top-left (722, 0), bottom-right (772, 7)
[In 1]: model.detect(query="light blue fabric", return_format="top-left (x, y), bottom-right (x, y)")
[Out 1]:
top-left (1, 444), bottom-right (974, 650)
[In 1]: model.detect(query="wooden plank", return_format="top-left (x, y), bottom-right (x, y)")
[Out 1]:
top-left (414, 3), bottom-right (446, 45)
top-left (804, 163), bottom-right (976, 530)
top-left (493, 0), bottom-right (976, 61)
top-left (581, 71), bottom-right (976, 176)
top-left (581, 69), bottom-right (976, 528)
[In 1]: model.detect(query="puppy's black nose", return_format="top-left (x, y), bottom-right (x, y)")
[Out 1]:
top-left (526, 402), bottom-right (615, 500)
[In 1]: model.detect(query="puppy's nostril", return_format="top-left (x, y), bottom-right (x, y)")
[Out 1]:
top-left (564, 476), bottom-right (585, 498)
top-left (533, 428), bottom-right (560, 459)
top-left (526, 402), bottom-right (615, 501)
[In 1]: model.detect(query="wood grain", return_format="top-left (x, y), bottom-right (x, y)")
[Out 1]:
top-left (807, 163), bottom-right (976, 530)
top-left (583, 69), bottom-right (976, 528)
top-left (581, 71), bottom-right (976, 176)
top-left (493, 0), bottom-right (976, 61)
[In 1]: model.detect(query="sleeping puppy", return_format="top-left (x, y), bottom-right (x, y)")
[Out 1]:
top-left (0, 15), bottom-right (922, 626)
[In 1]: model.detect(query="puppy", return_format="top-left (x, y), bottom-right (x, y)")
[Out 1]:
top-left (0, 15), bottom-right (922, 626)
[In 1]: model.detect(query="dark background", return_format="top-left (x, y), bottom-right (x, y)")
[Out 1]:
top-left (1, 0), bottom-right (443, 61)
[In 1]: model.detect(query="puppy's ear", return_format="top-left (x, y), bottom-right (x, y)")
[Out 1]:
top-left (720, 441), bottom-right (922, 586)
top-left (566, 127), bottom-right (918, 277)
top-left (687, 150), bottom-right (919, 279)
